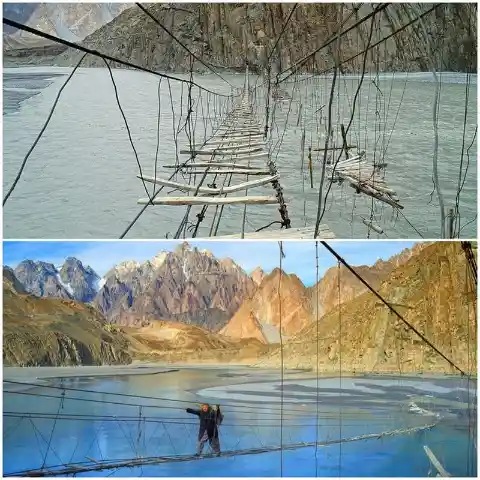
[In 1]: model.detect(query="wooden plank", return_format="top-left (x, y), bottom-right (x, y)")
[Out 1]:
top-left (180, 147), bottom-right (263, 156)
top-left (137, 196), bottom-right (280, 206)
top-left (163, 162), bottom-right (265, 169)
top-left (198, 141), bottom-right (266, 150)
top-left (215, 132), bottom-right (264, 138)
top-left (214, 133), bottom-right (264, 139)
top-left (216, 129), bottom-right (263, 135)
top-left (216, 225), bottom-right (336, 239)
top-left (137, 174), bottom-right (279, 194)
top-left (423, 446), bottom-right (450, 477)
top-left (185, 169), bottom-right (270, 175)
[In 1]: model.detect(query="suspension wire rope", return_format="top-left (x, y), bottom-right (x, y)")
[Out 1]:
top-left (266, 3), bottom-right (299, 66)
top-left (279, 3), bottom-right (442, 86)
top-left (135, 3), bottom-right (234, 89)
top-left (278, 241), bottom-right (285, 477)
top-left (320, 241), bottom-right (467, 375)
top-left (119, 95), bottom-right (236, 238)
top-left (314, 241), bottom-right (320, 477)
top-left (277, 3), bottom-right (387, 84)
top-left (3, 53), bottom-right (87, 206)
top-left (3, 380), bottom-right (335, 416)
top-left (2, 17), bottom-right (234, 98)
top-left (103, 58), bottom-right (154, 203)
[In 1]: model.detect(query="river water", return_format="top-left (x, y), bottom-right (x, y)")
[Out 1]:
top-left (3, 67), bottom-right (477, 239)
top-left (3, 367), bottom-right (476, 476)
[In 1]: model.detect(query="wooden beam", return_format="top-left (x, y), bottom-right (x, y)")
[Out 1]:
top-left (137, 196), bottom-right (280, 206)
top-left (163, 162), bottom-right (265, 169)
top-left (137, 174), bottom-right (279, 194)
top-left (185, 169), bottom-right (270, 175)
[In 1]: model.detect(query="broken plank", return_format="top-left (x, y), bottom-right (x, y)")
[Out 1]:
top-left (137, 196), bottom-right (280, 206)
top-left (137, 174), bottom-right (279, 194)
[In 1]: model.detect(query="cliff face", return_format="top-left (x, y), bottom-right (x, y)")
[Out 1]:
top-left (53, 3), bottom-right (476, 73)
top-left (220, 268), bottom-right (312, 343)
top-left (311, 242), bottom-right (430, 317)
top-left (94, 242), bottom-right (256, 330)
top-left (3, 270), bottom-right (132, 367)
top-left (261, 242), bottom-right (477, 374)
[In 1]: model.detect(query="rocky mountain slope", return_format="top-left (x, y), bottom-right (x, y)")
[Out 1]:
top-left (3, 269), bottom-right (131, 367)
top-left (260, 242), bottom-right (477, 374)
top-left (311, 242), bottom-right (431, 317)
top-left (125, 320), bottom-right (270, 364)
top-left (53, 3), bottom-right (476, 73)
top-left (93, 242), bottom-right (256, 330)
top-left (3, 3), bottom-right (129, 49)
top-left (220, 268), bottom-right (312, 343)
top-left (13, 257), bottom-right (100, 303)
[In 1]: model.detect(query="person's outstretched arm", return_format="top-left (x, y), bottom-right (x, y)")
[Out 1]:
top-left (186, 408), bottom-right (201, 416)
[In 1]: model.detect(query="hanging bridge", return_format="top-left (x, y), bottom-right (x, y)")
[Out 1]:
top-left (5, 423), bottom-right (436, 477)
top-left (135, 66), bottom-right (336, 239)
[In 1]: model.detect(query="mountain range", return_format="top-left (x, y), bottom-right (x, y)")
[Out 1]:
top-left (3, 241), bottom-right (476, 374)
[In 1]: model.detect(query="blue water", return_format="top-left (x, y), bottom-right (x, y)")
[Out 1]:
top-left (3, 368), bottom-right (477, 477)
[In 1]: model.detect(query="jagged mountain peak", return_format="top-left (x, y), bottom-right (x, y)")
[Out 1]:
top-left (174, 241), bottom-right (192, 254)
top-left (3, 266), bottom-right (28, 295)
top-left (220, 266), bottom-right (311, 343)
top-left (251, 266), bottom-right (265, 285)
top-left (93, 245), bottom-right (257, 330)
top-left (12, 256), bottom-right (101, 303)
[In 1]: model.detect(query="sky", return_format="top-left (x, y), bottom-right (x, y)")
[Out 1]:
top-left (3, 240), bottom-right (420, 286)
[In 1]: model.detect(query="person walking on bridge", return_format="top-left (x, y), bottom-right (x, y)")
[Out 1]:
top-left (186, 403), bottom-right (223, 456)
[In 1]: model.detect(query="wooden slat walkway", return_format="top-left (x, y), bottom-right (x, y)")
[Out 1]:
top-left (215, 225), bottom-right (336, 239)
top-left (135, 65), bottom-right (338, 239)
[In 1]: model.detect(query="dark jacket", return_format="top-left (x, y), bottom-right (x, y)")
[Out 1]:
top-left (186, 407), bottom-right (224, 440)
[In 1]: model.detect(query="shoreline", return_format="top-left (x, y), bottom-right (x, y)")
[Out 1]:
top-left (3, 361), bottom-right (473, 387)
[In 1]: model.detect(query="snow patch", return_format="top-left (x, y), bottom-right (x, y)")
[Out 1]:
top-left (55, 273), bottom-right (74, 296)
top-left (182, 257), bottom-right (189, 281)
top-left (97, 277), bottom-right (106, 290)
